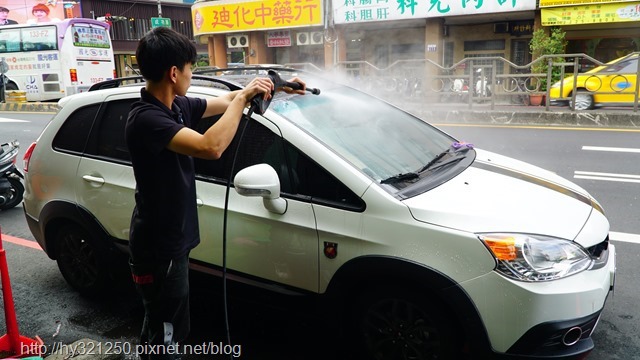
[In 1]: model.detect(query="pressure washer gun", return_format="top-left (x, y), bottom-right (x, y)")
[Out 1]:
top-left (249, 70), bottom-right (321, 115)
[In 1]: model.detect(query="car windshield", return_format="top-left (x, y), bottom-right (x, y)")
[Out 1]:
top-left (270, 80), bottom-right (456, 183)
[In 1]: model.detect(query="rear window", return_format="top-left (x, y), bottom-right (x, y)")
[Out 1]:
top-left (52, 104), bottom-right (99, 154)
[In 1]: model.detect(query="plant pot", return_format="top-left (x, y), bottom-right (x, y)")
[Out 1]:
top-left (529, 94), bottom-right (544, 106)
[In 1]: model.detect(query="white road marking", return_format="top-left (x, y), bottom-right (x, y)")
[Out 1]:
top-left (574, 171), bottom-right (640, 184)
top-left (582, 146), bottom-right (640, 153)
top-left (610, 231), bottom-right (640, 244)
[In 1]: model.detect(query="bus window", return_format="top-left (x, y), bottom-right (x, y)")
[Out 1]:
top-left (0, 29), bottom-right (21, 53)
top-left (21, 27), bottom-right (57, 51)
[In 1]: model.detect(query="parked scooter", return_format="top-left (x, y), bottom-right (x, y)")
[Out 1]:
top-left (474, 68), bottom-right (492, 98)
top-left (0, 140), bottom-right (24, 210)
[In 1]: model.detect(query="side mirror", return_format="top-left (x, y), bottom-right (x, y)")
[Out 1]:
top-left (234, 163), bottom-right (287, 214)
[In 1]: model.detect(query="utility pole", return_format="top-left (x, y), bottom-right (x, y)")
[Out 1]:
top-left (157, 0), bottom-right (162, 17)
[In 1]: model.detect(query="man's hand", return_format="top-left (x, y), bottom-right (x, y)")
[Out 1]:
top-left (241, 77), bottom-right (275, 103)
top-left (279, 77), bottom-right (307, 95)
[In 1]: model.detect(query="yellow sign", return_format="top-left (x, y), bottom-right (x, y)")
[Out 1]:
top-left (192, 0), bottom-right (323, 35)
top-left (540, 0), bottom-right (637, 7)
top-left (541, 2), bottom-right (640, 25)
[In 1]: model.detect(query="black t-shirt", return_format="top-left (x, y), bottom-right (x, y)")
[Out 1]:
top-left (125, 88), bottom-right (207, 260)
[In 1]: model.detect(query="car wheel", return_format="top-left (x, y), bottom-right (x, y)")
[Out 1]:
top-left (0, 178), bottom-right (24, 210)
top-left (55, 224), bottom-right (107, 296)
top-left (354, 289), bottom-right (459, 360)
top-left (571, 90), bottom-right (594, 110)
top-left (5, 82), bottom-right (18, 91)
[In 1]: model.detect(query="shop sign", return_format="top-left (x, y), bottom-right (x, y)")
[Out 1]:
top-left (542, 1), bottom-right (640, 25)
top-left (332, 0), bottom-right (535, 24)
top-left (540, 0), bottom-right (637, 8)
top-left (192, 0), bottom-right (323, 35)
top-left (267, 30), bottom-right (292, 47)
top-left (509, 20), bottom-right (534, 35)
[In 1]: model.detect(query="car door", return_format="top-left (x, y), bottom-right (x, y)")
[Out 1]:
top-left (190, 115), bottom-right (320, 292)
top-left (595, 56), bottom-right (638, 105)
top-left (75, 95), bottom-right (137, 241)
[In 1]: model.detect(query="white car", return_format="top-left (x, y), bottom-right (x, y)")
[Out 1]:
top-left (22, 69), bottom-right (615, 360)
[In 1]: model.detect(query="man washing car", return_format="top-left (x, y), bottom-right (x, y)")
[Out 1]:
top-left (126, 27), bottom-right (305, 359)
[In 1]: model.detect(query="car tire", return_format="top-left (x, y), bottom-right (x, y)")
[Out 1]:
top-left (0, 178), bottom-right (24, 210)
top-left (55, 224), bottom-right (107, 296)
top-left (5, 82), bottom-right (18, 91)
top-left (571, 90), bottom-right (594, 110)
top-left (352, 288), bottom-right (460, 360)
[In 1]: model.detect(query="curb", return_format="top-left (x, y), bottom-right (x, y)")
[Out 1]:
top-left (414, 108), bottom-right (640, 128)
top-left (0, 102), bottom-right (59, 113)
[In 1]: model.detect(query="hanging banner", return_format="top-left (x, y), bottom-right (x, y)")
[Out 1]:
top-left (541, 1), bottom-right (640, 25)
top-left (332, 0), bottom-right (536, 25)
top-left (192, 0), bottom-right (323, 35)
top-left (540, 0), bottom-right (638, 8)
top-left (0, 0), bottom-right (78, 25)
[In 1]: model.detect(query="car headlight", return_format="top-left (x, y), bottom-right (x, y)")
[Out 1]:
top-left (479, 233), bottom-right (592, 282)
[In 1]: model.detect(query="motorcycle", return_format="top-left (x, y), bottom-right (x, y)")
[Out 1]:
top-left (474, 68), bottom-right (492, 99)
top-left (0, 140), bottom-right (24, 210)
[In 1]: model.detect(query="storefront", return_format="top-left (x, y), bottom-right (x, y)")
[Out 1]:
top-left (192, 0), bottom-right (536, 73)
top-left (540, 0), bottom-right (640, 70)
top-left (330, 0), bottom-right (536, 76)
top-left (192, 0), bottom-right (325, 69)
top-left (80, 0), bottom-right (205, 76)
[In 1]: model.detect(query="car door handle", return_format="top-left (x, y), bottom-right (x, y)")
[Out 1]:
top-left (196, 199), bottom-right (203, 207)
top-left (82, 175), bottom-right (105, 186)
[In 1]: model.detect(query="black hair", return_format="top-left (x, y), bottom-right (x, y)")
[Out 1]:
top-left (136, 27), bottom-right (198, 82)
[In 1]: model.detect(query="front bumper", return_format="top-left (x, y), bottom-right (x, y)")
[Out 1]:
top-left (461, 242), bottom-right (615, 359)
top-left (501, 310), bottom-right (601, 359)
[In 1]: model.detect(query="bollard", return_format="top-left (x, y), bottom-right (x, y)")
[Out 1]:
top-left (0, 227), bottom-right (44, 357)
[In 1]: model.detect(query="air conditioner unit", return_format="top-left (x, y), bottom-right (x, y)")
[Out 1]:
top-left (296, 32), bottom-right (310, 46)
top-left (494, 22), bottom-right (509, 34)
top-left (227, 34), bottom-right (249, 48)
top-left (310, 31), bottom-right (324, 45)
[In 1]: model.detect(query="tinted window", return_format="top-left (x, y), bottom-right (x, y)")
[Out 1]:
top-left (84, 99), bottom-right (134, 163)
top-left (194, 117), bottom-right (291, 191)
top-left (52, 104), bottom-right (99, 154)
top-left (194, 117), bottom-right (363, 210)
top-left (282, 141), bottom-right (364, 211)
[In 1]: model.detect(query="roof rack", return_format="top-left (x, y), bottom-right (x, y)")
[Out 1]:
top-left (88, 75), bottom-right (245, 92)
top-left (193, 65), bottom-right (300, 75)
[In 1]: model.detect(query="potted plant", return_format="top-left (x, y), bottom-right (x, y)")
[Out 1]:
top-left (529, 27), bottom-right (567, 105)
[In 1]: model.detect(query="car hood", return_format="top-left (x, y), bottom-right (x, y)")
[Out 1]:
top-left (404, 148), bottom-right (600, 242)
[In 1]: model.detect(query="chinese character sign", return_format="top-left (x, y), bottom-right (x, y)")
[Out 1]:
top-left (333, 0), bottom-right (535, 24)
top-left (541, 1), bottom-right (640, 25)
top-left (192, 0), bottom-right (323, 35)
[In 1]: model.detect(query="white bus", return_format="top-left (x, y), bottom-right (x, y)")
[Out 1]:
top-left (0, 18), bottom-right (115, 101)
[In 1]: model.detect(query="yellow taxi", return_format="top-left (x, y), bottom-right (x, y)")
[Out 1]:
top-left (549, 53), bottom-right (639, 110)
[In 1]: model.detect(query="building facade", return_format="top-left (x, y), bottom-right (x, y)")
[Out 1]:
top-left (79, 0), bottom-right (206, 77)
top-left (191, 0), bottom-right (640, 77)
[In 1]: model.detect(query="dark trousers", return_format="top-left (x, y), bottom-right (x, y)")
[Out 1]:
top-left (130, 253), bottom-right (190, 360)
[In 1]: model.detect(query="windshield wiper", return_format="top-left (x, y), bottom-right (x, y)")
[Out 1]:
top-left (380, 172), bottom-right (420, 184)
top-left (419, 142), bottom-right (473, 173)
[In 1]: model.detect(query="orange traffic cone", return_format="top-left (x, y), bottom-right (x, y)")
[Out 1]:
top-left (0, 227), bottom-right (43, 357)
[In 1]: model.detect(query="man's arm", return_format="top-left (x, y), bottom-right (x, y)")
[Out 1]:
top-left (167, 77), bottom-right (274, 160)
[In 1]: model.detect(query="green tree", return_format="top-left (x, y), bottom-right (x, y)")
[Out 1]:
top-left (529, 27), bottom-right (567, 91)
